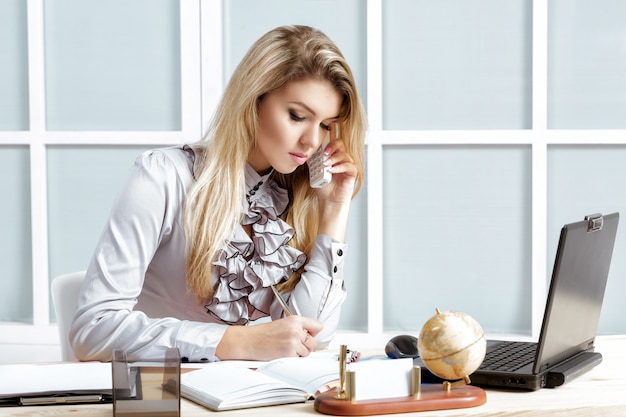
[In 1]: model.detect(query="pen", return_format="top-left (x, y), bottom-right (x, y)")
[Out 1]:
top-left (271, 284), bottom-right (315, 345)
top-left (271, 284), bottom-right (294, 316)
top-left (20, 394), bottom-right (104, 405)
top-left (336, 344), bottom-right (347, 399)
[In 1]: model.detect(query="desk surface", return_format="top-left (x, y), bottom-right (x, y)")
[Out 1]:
top-left (3, 335), bottom-right (625, 417)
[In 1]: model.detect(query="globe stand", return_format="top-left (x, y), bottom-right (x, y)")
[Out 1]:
top-left (443, 375), bottom-right (471, 392)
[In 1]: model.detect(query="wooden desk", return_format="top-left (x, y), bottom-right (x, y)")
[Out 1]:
top-left (3, 336), bottom-right (625, 417)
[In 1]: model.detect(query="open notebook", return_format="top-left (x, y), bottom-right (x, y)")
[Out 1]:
top-left (180, 355), bottom-right (340, 411)
top-left (470, 212), bottom-right (619, 390)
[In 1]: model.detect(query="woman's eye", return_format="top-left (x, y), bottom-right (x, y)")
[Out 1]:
top-left (321, 123), bottom-right (331, 131)
top-left (290, 112), bottom-right (304, 122)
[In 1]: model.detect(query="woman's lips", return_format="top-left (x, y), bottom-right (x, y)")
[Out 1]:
top-left (289, 152), bottom-right (308, 165)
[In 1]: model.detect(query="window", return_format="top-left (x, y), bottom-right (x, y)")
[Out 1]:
top-left (1, 1), bottom-right (625, 360)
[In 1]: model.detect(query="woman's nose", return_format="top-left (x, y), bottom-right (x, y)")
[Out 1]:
top-left (301, 127), bottom-right (324, 149)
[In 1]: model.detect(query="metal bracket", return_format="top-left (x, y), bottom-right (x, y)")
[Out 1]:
top-left (585, 213), bottom-right (603, 233)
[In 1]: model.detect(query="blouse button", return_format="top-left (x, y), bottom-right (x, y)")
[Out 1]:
top-left (337, 249), bottom-right (343, 256)
top-left (333, 266), bottom-right (338, 273)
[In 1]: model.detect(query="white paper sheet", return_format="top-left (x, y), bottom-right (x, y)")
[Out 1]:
top-left (0, 362), bottom-right (112, 396)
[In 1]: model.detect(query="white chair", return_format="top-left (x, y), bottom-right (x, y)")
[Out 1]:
top-left (51, 271), bottom-right (86, 361)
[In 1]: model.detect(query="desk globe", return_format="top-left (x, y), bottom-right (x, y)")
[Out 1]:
top-left (418, 308), bottom-right (486, 383)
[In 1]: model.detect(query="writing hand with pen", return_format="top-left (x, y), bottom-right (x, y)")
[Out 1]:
top-left (270, 285), bottom-right (319, 354)
top-left (213, 286), bottom-right (322, 361)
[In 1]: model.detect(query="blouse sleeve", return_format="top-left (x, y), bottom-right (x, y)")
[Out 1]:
top-left (280, 234), bottom-right (348, 349)
top-left (69, 149), bottom-right (227, 362)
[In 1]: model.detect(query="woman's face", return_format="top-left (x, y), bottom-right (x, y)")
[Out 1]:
top-left (249, 78), bottom-right (343, 174)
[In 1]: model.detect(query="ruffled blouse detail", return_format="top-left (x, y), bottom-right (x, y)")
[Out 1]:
top-left (205, 164), bottom-right (307, 325)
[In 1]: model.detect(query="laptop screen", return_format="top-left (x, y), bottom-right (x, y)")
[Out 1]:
top-left (534, 213), bottom-right (619, 374)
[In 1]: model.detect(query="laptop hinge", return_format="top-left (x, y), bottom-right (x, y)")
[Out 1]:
top-left (585, 213), bottom-right (603, 233)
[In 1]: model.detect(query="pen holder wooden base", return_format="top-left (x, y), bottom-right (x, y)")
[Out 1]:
top-left (314, 384), bottom-right (486, 416)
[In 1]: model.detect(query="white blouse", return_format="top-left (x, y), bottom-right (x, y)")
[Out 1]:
top-left (69, 145), bottom-right (347, 362)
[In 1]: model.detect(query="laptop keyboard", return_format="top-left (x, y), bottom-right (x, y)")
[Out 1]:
top-left (479, 341), bottom-right (537, 372)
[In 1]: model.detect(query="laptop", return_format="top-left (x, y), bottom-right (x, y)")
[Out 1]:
top-left (469, 212), bottom-right (619, 390)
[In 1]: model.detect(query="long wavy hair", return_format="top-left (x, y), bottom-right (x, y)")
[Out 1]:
top-left (184, 25), bottom-right (367, 301)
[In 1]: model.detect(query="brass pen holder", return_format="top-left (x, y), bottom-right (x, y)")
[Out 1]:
top-left (315, 345), bottom-right (486, 416)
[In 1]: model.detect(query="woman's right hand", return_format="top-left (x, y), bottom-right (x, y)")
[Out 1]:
top-left (215, 315), bottom-right (323, 361)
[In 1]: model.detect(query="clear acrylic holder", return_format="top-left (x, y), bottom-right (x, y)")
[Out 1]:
top-left (112, 348), bottom-right (180, 417)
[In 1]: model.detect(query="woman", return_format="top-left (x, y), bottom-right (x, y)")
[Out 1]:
top-left (70, 25), bottom-right (367, 362)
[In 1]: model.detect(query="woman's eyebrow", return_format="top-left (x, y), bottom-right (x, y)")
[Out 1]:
top-left (290, 101), bottom-right (340, 120)
top-left (290, 101), bottom-right (316, 115)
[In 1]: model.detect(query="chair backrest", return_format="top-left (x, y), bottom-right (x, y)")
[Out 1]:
top-left (51, 271), bottom-right (86, 361)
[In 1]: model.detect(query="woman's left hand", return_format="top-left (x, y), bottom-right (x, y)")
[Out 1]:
top-left (313, 127), bottom-right (357, 241)
top-left (315, 129), bottom-right (357, 205)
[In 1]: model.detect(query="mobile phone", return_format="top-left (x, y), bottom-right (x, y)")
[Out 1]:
top-left (308, 125), bottom-right (335, 188)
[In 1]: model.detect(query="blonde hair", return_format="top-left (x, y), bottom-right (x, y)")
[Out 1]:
top-left (184, 25), bottom-right (367, 301)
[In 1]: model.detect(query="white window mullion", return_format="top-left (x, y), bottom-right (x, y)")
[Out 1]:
top-left (199, 0), bottom-right (223, 137)
top-left (367, 0), bottom-right (383, 133)
top-left (29, 142), bottom-right (50, 327)
top-left (27, 0), bottom-right (45, 130)
top-left (532, 0), bottom-right (548, 132)
top-left (180, 0), bottom-right (202, 141)
top-left (27, 0), bottom-right (49, 327)
top-left (531, 0), bottom-right (549, 339)
top-left (366, 0), bottom-right (384, 337)
top-left (366, 135), bottom-right (384, 338)
top-left (531, 142), bottom-right (547, 339)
